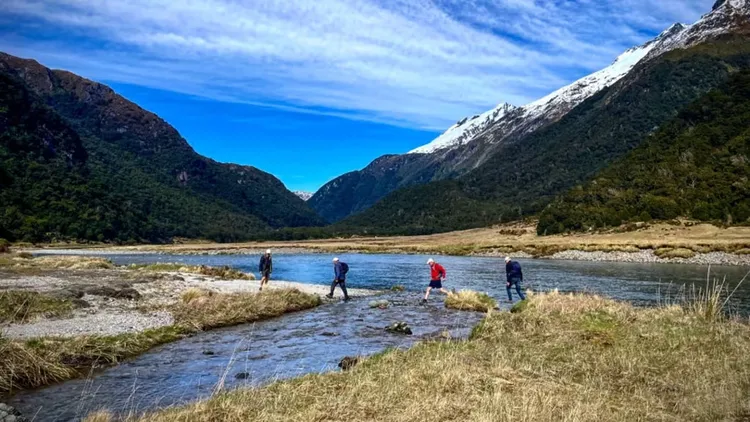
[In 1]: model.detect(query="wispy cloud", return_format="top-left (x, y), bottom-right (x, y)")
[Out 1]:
top-left (1, 0), bottom-right (712, 130)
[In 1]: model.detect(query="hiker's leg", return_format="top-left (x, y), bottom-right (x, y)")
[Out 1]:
top-left (259, 276), bottom-right (266, 291)
top-left (340, 281), bottom-right (350, 300)
top-left (439, 288), bottom-right (449, 295)
top-left (424, 287), bottom-right (432, 300)
top-left (515, 281), bottom-right (526, 300)
top-left (506, 283), bottom-right (513, 301)
top-left (329, 280), bottom-right (338, 297)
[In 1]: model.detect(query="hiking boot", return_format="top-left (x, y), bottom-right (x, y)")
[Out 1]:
top-left (421, 298), bottom-right (428, 304)
top-left (344, 297), bottom-right (351, 302)
top-left (325, 294), bottom-right (333, 299)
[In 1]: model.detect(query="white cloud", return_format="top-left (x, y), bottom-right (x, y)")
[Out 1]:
top-left (1, 0), bottom-right (713, 130)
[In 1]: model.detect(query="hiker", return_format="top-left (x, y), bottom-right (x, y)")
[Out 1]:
top-left (258, 249), bottom-right (272, 291)
top-left (422, 258), bottom-right (448, 303)
top-left (505, 256), bottom-right (526, 302)
top-left (327, 257), bottom-right (350, 301)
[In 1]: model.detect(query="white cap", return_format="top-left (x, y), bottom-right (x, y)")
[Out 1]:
top-left (505, 256), bottom-right (511, 262)
top-left (266, 249), bottom-right (271, 254)
top-left (427, 258), bottom-right (435, 264)
top-left (333, 257), bottom-right (339, 262)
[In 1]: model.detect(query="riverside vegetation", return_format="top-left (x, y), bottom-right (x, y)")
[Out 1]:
top-left (86, 289), bottom-right (750, 422)
top-left (0, 253), bottom-right (321, 394)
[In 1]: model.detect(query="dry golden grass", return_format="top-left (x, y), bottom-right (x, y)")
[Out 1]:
top-left (70, 221), bottom-right (750, 258)
top-left (10, 255), bottom-right (116, 270)
top-left (129, 263), bottom-right (256, 280)
top-left (445, 290), bottom-right (498, 312)
top-left (654, 247), bottom-right (697, 259)
top-left (131, 292), bottom-right (750, 422)
top-left (0, 290), bottom-right (74, 323)
top-left (0, 289), bottom-right (320, 394)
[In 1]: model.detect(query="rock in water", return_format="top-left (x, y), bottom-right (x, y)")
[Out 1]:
top-left (338, 356), bottom-right (360, 371)
top-left (235, 372), bottom-right (249, 380)
top-left (385, 321), bottom-right (413, 335)
top-left (368, 300), bottom-right (390, 309)
top-left (0, 403), bottom-right (28, 422)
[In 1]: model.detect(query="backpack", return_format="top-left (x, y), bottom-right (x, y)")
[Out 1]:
top-left (340, 262), bottom-right (349, 275)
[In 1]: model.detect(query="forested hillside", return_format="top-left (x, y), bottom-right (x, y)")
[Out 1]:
top-left (0, 53), bottom-right (324, 243)
top-left (537, 69), bottom-right (750, 235)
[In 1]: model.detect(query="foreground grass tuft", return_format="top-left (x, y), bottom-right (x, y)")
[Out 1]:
top-left (0, 290), bottom-right (74, 323)
top-left (0, 289), bottom-right (320, 394)
top-left (445, 290), bottom-right (498, 312)
top-left (133, 292), bottom-right (750, 422)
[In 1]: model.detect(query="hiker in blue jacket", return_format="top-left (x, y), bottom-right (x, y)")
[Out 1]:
top-left (327, 257), bottom-right (350, 301)
top-left (505, 256), bottom-right (526, 302)
top-left (258, 249), bottom-right (272, 291)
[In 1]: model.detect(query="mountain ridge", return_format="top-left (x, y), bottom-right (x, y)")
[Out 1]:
top-left (0, 53), bottom-right (325, 242)
top-left (309, 17), bottom-right (698, 223)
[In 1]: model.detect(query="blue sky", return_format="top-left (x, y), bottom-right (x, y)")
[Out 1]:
top-left (0, 0), bottom-right (712, 192)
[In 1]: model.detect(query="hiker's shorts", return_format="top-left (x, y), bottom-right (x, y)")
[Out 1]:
top-left (429, 280), bottom-right (443, 289)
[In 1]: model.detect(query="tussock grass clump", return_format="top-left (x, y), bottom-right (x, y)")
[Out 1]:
top-left (180, 288), bottom-right (213, 304)
top-left (445, 290), bottom-right (497, 312)
top-left (0, 239), bottom-right (9, 253)
top-left (134, 291), bottom-right (750, 422)
top-left (129, 263), bottom-right (255, 280)
top-left (654, 247), bottom-right (697, 259)
top-left (172, 289), bottom-right (321, 331)
top-left (0, 290), bottom-right (74, 323)
top-left (0, 289), bottom-right (320, 394)
top-left (32, 256), bottom-right (115, 270)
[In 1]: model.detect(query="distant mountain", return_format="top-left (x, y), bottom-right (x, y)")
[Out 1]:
top-left (333, 0), bottom-right (750, 235)
top-left (0, 53), bottom-right (325, 242)
top-left (294, 191), bottom-right (313, 201)
top-left (309, 21), bottom-right (690, 223)
top-left (537, 69), bottom-right (750, 234)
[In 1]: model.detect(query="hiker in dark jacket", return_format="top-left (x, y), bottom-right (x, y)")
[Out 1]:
top-left (505, 256), bottom-right (526, 302)
top-left (258, 249), bottom-right (273, 291)
top-left (327, 257), bottom-right (350, 301)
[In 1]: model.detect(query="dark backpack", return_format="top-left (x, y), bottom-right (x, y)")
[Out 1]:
top-left (340, 262), bottom-right (349, 275)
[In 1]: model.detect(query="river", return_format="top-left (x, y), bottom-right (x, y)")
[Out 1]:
top-left (7, 253), bottom-right (749, 421)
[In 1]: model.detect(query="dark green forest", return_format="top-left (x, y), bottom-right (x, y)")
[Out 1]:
top-left (537, 69), bottom-right (750, 235)
top-left (0, 54), bottom-right (324, 243)
top-left (334, 38), bottom-right (750, 235)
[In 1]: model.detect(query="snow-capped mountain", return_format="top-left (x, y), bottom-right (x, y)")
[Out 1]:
top-left (647, 0), bottom-right (749, 59)
top-left (294, 191), bottom-right (313, 201)
top-left (411, 0), bottom-right (749, 156)
top-left (410, 25), bottom-right (687, 155)
top-left (311, 0), bottom-right (749, 223)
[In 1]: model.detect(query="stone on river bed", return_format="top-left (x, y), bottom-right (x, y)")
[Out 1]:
top-left (0, 403), bottom-right (28, 422)
top-left (369, 300), bottom-right (391, 309)
top-left (338, 356), bottom-right (360, 371)
top-left (385, 321), bottom-right (412, 335)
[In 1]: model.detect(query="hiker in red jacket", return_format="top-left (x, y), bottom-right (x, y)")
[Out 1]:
top-left (422, 258), bottom-right (448, 303)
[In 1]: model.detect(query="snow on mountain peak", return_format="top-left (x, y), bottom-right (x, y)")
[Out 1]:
top-left (409, 0), bottom-right (746, 156)
top-left (294, 191), bottom-right (313, 201)
top-left (409, 102), bottom-right (518, 154)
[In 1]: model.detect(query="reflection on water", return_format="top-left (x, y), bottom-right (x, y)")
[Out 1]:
top-left (11, 253), bottom-right (750, 421)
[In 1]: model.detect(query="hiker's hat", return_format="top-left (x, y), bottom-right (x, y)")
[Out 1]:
top-left (505, 256), bottom-right (511, 262)
top-left (266, 249), bottom-right (271, 254)
top-left (333, 257), bottom-right (339, 262)
top-left (427, 258), bottom-right (435, 264)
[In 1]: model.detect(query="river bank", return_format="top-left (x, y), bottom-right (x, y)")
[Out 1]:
top-left (22, 221), bottom-right (750, 266)
top-left (0, 255), bottom-right (381, 396)
top-left (88, 291), bottom-right (750, 422)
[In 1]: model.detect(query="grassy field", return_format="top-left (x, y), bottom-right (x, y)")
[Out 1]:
top-left (0, 289), bottom-right (320, 394)
top-left (88, 291), bottom-right (750, 422)
top-left (34, 221), bottom-right (750, 257)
